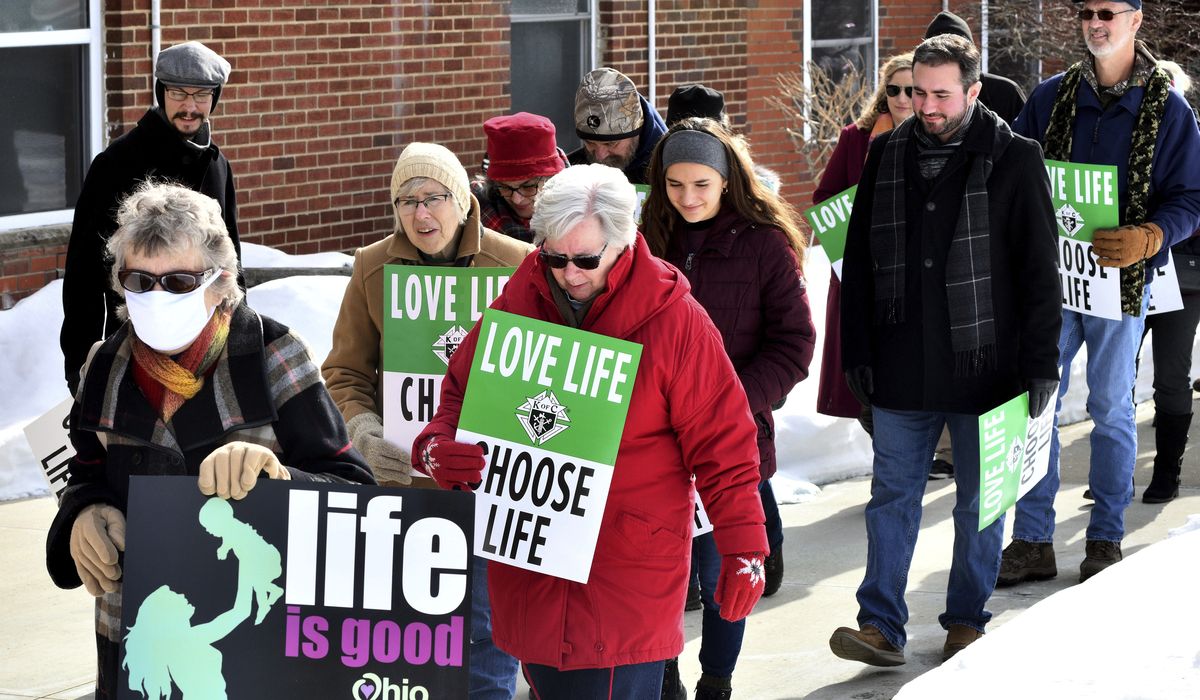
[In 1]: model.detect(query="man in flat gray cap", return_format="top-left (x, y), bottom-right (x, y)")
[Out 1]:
top-left (60, 40), bottom-right (242, 395)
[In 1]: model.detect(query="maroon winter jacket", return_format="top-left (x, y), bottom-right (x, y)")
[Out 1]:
top-left (663, 207), bottom-right (815, 480)
top-left (416, 233), bottom-right (767, 669)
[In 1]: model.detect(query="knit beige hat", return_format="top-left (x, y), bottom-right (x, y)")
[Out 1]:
top-left (390, 142), bottom-right (470, 219)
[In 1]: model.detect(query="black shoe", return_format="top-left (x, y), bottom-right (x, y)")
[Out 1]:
top-left (685, 583), bottom-right (702, 611)
top-left (762, 547), bottom-right (783, 597)
top-left (928, 458), bottom-right (954, 480)
top-left (1144, 412), bottom-right (1190, 504)
top-left (661, 658), bottom-right (686, 700)
top-left (1079, 540), bottom-right (1122, 582)
top-left (694, 673), bottom-right (732, 700)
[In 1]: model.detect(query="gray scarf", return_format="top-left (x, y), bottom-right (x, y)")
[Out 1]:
top-left (869, 106), bottom-right (1011, 375)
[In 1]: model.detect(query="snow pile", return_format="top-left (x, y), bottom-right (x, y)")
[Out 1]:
top-left (0, 243), bottom-right (1194, 502)
top-left (896, 525), bottom-right (1200, 700)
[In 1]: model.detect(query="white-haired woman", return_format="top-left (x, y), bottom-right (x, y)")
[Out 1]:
top-left (411, 164), bottom-right (768, 699)
top-left (45, 182), bottom-right (374, 700)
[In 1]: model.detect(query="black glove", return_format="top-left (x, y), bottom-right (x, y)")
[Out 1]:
top-left (1024, 378), bottom-right (1058, 418)
top-left (845, 366), bottom-right (874, 407)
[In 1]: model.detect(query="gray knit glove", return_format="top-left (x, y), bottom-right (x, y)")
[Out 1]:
top-left (346, 412), bottom-right (413, 485)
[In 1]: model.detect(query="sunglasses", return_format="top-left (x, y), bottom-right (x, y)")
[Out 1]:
top-left (886, 84), bottom-right (913, 98)
top-left (1077, 8), bottom-right (1135, 20)
top-left (538, 243), bottom-right (609, 271)
top-left (118, 268), bottom-right (217, 294)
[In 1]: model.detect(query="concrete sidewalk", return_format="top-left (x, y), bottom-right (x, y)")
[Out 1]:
top-left (3, 399), bottom-right (1198, 700)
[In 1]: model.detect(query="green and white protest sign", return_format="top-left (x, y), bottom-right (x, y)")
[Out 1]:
top-left (1044, 160), bottom-right (1121, 320)
top-left (456, 309), bottom-right (642, 583)
top-left (382, 265), bottom-right (513, 461)
top-left (1148, 250), bottom-right (1184, 315)
top-left (803, 185), bottom-right (856, 279)
top-left (634, 184), bottom-right (650, 224)
top-left (977, 385), bottom-right (1057, 530)
top-left (692, 485), bottom-right (713, 537)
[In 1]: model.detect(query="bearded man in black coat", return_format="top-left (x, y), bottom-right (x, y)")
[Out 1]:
top-left (60, 41), bottom-right (241, 394)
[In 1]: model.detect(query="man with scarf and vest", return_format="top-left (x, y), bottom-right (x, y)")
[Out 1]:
top-left (60, 41), bottom-right (241, 396)
top-left (998, 0), bottom-right (1200, 588)
top-left (832, 34), bottom-right (1062, 666)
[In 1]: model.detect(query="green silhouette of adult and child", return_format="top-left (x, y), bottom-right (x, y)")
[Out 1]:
top-left (122, 498), bottom-right (284, 699)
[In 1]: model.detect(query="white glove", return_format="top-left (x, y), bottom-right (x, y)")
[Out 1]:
top-left (69, 504), bottom-right (126, 596)
top-left (198, 441), bottom-right (290, 500)
top-left (347, 412), bottom-right (413, 485)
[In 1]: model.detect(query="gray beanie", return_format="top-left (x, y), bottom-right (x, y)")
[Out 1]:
top-left (661, 130), bottom-right (730, 180)
top-left (155, 41), bottom-right (231, 109)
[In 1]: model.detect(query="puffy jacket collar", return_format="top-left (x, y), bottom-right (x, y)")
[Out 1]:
top-left (666, 206), bottom-right (747, 260)
top-left (386, 194), bottom-right (486, 264)
top-left (505, 233), bottom-right (690, 339)
top-left (626, 95), bottom-right (669, 183)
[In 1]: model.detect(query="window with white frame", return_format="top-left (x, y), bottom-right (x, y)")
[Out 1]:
top-left (510, 0), bottom-right (596, 154)
top-left (0, 1), bottom-right (102, 229)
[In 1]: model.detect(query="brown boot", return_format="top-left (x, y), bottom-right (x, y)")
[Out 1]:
top-left (1079, 540), bottom-right (1122, 582)
top-left (942, 624), bottom-right (983, 661)
top-left (996, 539), bottom-right (1057, 587)
top-left (829, 624), bottom-right (905, 666)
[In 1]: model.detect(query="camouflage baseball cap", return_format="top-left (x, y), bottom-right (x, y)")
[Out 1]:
top-left (574, 68), bottom-right (645, 142)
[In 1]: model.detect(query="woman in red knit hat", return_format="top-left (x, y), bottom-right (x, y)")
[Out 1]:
top-left (472, 112), bottom-right (569, 242)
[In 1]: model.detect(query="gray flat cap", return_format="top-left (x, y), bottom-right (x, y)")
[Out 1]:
top-left (155, 41), bottom-right (231, 88)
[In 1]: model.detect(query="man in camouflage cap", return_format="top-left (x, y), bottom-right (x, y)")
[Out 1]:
top-left (60, 40), bottom-right (242, 395)
top-left (567, 67), bottom-right (667, 184)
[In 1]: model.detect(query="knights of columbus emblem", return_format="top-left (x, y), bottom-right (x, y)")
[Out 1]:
top-left (433, 325), bottom-right (469, 365)
top-left (1055, 203), bottom-right (1085, 238)
top-left (516, 390), bottom-right (570, 445)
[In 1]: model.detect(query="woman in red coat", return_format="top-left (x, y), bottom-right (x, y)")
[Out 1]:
top-left (815, 52), bottom-right (914, 423)
top-left (641, 118), bottom-right (815, 700)
top-left (412, 163), bottom-right (768, 699)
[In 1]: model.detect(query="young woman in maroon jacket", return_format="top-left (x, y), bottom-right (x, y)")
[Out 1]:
top-left (643, 118), bottom-right (815, 700)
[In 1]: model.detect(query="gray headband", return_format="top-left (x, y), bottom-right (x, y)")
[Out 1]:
top-left (661, 130), bottom-right (729, 179)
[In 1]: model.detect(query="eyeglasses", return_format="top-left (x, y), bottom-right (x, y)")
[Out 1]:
top-left (886, 84), bottom-right (914, 98)
top-left (396, 193), bottom-right (454, 214)
top-left (164, 87), bottom-right (215, 105)
top-left (495, 179), bottom-right (544, 199)
top-left (538, 243), bottom-right (609, 271)
top-left (1077, 8), bottom-right (1135, 21)
top-left (118, 268), bottom-right (217, 294)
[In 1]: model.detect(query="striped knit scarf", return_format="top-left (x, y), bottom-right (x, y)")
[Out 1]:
top-left (1042, 44), bottom-right (1171, 316)
top-left (869, 106), bottom-right (1009, 375)
top-left (131, 309), bottom-right (231, 421)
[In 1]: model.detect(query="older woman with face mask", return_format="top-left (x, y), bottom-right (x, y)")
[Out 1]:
top-left (321, 141), bottom-right (531, 699)
top-left (45, 182), bottom-right (375, 700)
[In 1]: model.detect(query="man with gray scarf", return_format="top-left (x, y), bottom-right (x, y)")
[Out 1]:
top-left (832, 34), bottom-right (1061, 666)
top-left (61, 41), bottom-right (241, 395)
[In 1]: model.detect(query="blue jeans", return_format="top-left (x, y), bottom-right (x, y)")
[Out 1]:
top-left (693, 532), bottom-right (744, 678)
top-left (470, 556), bottom-right (519, 699)
top-left (1013, 303), bottom-right (1146, 544)
top-left (856, 407), bottom-right (1003, 649)
top-left (760, 479), bottom-right (784, 552)
top-left (524, 660), bottom-right (665, 699)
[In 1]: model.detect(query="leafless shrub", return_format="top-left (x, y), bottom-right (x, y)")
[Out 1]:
top-left (770, 62), bottom-right (872, 183)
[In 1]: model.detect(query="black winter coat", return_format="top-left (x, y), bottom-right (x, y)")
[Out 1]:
top-left (663, 208), bottom-right (816, 480)
top-left (841, 106), bottom-right (1062, 414)
top-left (46, 303), bottom-right (373, 699)
top-left (60, 108), bottom-right (241, 394)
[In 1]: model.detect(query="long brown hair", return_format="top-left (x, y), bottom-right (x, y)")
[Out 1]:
top-left (854, 52), bottom-right (914, 131)
top-left (642, 117), bottom-right (806, 262)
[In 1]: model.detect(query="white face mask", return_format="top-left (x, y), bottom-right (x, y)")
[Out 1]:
top-left (124, 271), bottom-right (221, 353)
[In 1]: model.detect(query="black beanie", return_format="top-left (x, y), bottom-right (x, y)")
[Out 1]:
top-left (924, 11), bottom-right (973, 42)
top-left (666, 84), bottom-right (726, 126)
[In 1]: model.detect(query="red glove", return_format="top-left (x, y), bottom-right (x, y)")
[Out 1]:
top-left (714, 552), bottom-right (766, 621)
top-left (417, 434), bottom-right (485, 491)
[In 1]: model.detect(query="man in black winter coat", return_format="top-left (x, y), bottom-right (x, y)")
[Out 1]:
top-left (830, 34), bottom-right (1061, 667)
top-left (60, 41), bottom-right (241, 394)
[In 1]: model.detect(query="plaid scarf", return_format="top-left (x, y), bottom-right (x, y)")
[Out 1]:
top-left (1043, 42), bottom-right (1171, 316)
top-left (131, 308), bottom-right (231, 421)
top-left (870, 107), bottom-right (1009, 375)
top-left (474, 183), bottom-right (535, 243)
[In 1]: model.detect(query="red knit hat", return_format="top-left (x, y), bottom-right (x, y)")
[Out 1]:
top-left (483, 112), bottom-right (566, 182)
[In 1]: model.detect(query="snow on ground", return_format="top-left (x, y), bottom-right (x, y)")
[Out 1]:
top-left (895, 525), bottom-right (1200, 700)
top-left (0, 244), bottom-right (1191, 502)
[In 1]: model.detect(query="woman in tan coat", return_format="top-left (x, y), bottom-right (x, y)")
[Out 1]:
top-left (321, 142), bottom-right (531, 698)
